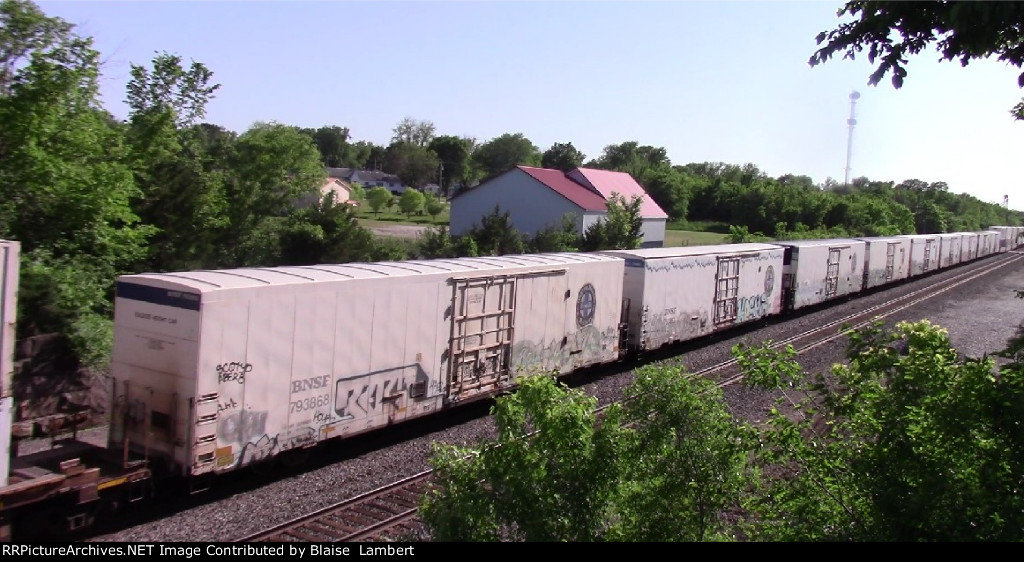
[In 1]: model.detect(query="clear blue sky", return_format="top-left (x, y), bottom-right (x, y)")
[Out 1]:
top-left (38, 0), bottom-right (1024, 210)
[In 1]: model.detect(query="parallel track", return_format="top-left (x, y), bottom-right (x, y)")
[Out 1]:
top-left (238, 253), bottom-right (1023, 543)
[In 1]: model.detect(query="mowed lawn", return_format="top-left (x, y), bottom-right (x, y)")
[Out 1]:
top-left (664, 229), bottom-right (729, 247)
top-left (360, 214), bottom-right (727, 249)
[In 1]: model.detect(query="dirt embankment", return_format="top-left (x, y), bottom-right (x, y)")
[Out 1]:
top-left (10, 333), bottom-right (109, 441)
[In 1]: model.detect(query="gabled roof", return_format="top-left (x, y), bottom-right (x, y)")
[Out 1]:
top-left (568, 167), bottom-right (669, 219)
top-left (516, 166), bottom-right (608, 211)
top-left (452, 165), bottom-right (666, 218)
top-left (326, 167), bottom-right (402, 185)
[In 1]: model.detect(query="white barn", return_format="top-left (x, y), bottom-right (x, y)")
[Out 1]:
top-left (450, 166), bottom-right (668, 248)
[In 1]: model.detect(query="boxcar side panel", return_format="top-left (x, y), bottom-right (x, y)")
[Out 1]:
top-left (111, 283), bottom-right (202, 475)
top-left (0, 241), bottom-right (19, 487)
top-left (784, 242), bottom-right (865, 309)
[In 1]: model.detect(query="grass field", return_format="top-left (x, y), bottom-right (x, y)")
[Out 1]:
top-left (664, 229), bottom-right (730, 247)
top-left (354, 208), bottom-right (449, 226)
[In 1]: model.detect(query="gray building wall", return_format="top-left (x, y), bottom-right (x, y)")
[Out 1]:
top-left (450, 170), bottom-right (587, 236)
top-left (640, 218), bottom-right (666, 248)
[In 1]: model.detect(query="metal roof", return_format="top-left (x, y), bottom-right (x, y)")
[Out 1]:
top-left (516, 166), bottom-right (608, 211)
top-left (599, 243), bottom-right (782, 260)
top-left (568, 168), bottom-right (669, 219)
top-left (117, 252), bottom-right (620, 293)
top-left (773, 238), bottom-right (866, 247)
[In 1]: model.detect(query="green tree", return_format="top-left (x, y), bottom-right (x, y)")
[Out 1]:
top-left (416, 226), bottom-right (458, 259)
top-left (590, 141), bottom-right (671, 178)
top-left (227, 122), bottom-right (325, 218)
top-left (0, 0), bottom-right (155, 367)
top-left (579, 194), bottom-right (644, 251)
top-left (526, 214), bottom-right (579, 253)
top-left (421, 374), bottom-right (628, 541)
top-left (471, 133), bottom-right (541, 178)
top-left (541, 141), bottom-right (585, 172)
top-left (391, 116), bottom-right (435, 147)
top-left (124, 52), bottom-right (228, 271)
top-left (423, 192), bottom-right (445, 222)
top-left (305, 125), bottom-right (350, 168)
top-left (398, 188), bottom-right (425, 218)
top-left (277, 192), bottom-right (376, 266)
top-left (810, 1), bottom-right (1024, 119)
top-left (612, 365), bottom-right (756, 542)
top-left (736, 320), bottom-right (1024, 541)
top-left (465, 206), bottom-right (525, 256)
top-left (347, 181), bottom-right (366, 203)
top-left (383, 141), bottom-right (440, 188)
top-left (428, 135), bottom-right (472, 195)
top-left (366, 186), bottom-right (393, 216)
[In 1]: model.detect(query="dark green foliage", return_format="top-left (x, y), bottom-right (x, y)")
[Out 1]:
top-left (525, 214), bottom-right (579, 253)
top-left (737, 320), bottom-right (1024, 541)
top-left (579, 194), bottom-right (644, 251)
top-left (811, 1), bottom-right (1024, 119)
top-left (277, 192), bottom-right (377, 266)
top-left (540, 142), bottom-right (585, 172)
top-left (464, 205), bottom-right (525, 256)
top-left (471, 133), bottom-right (541, 178)
top-left (428, 135), bottom-right (472, 195)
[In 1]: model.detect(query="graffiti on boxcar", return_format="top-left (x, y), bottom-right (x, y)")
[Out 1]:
top-left (219, 409), bottom-right (267, 444)
top-left (217, 398), bottom-right (238, 414)
top-left (334, 365), bottom-right (425, 420)
top-left (238, 433), bottom-right (277, 465)
top-left (216, 361), bottom-right (252, 384)
top-left (736, 294), bottom-right (769, 323)
top-left (511, 325), bottom-right (617, 373)
top-left (235, 425), bottom-right (319, 467)
top-left (641, 308), bottom-right (708, 348)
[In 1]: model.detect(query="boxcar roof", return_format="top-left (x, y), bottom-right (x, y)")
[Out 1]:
top-left (773, 238), bottom-right (866, 248)
top-left (853, 236), bottom-right (905, 244)
top-left (898, 234), bottom-right (942, 239)
top-left (599, 243), bottom-right (782, 260)
top-left (117, 252), bottom-right (620, 293)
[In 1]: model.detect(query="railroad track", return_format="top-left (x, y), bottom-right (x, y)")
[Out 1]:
top-left (239, 470), bottom-right (433, 542)
top-left (237, 253), bottom-right (1023, 543)
top-left (700, 252), bottom-right (1024, 387)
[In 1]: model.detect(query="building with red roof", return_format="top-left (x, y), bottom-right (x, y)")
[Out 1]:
top-left (450, 165), bottom-right (667, 248)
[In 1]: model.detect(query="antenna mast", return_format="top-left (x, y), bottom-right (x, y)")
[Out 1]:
top-left (844, 91), bottom-right (860, 186)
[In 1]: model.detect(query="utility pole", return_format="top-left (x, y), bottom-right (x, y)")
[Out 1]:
top-left (844, 91), bottom-right (860, 187)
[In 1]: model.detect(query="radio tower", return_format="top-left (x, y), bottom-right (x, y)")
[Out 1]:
top-left (844, 91), bottom-right (860, 187)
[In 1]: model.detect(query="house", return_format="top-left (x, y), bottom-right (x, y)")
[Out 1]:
top-left (295, 177), bottom-right (354, 208)
top-left (449, 166), bottom-right (668, 248)
top-left (326, 167), bottom-right (407, 195)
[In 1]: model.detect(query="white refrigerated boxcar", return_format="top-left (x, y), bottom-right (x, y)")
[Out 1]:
top-left (0, 241), bottom-right (17, 488)
top-left (979, 230), bottom-right (1000, 256)
top-left (599, 244), bottom-right (784, 352)
top-left (959, 232), bottom-right (979, 262)
top-left (936, 233), bottom-right (963, 269)
top-left (776, 239), bottom-right (866, 310)
top-left (856, 236), bottom-right (910, 289)
top-left (990, 226), bottom-right (1018, 252)
top-left (110, 253), bottom-right (625, 476)
top-left (899, 234), bottom-right (941, 277)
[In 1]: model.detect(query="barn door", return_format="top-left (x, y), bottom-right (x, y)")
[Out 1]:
top-left (447, 275), bottom-right (516, 402)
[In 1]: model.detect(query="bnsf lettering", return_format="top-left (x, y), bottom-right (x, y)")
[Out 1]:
top-left (292, 375), bottom-right (330, 394)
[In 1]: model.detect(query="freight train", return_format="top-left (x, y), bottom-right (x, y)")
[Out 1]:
top-left (0, 226), bottom-right (1021, 540)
